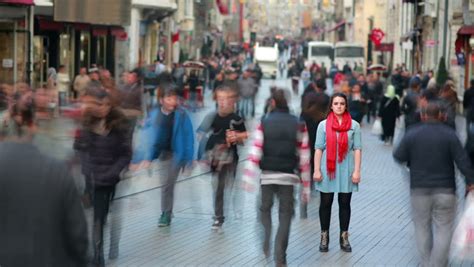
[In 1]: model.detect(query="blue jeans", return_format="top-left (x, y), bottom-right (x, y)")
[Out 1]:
top-left (238, 97), bottom-right (255, 118)
top-left (58, 91), bottom-right (68, 107)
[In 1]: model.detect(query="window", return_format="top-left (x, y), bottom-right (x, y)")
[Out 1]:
top-left (184, 0), bottom-right (193, 18)
top-left (310, 46), bottom-right (334, 60)
top-left (335, 47), bottom-right (364, 57)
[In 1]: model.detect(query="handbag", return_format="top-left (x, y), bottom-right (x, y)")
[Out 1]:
top-left (451, 192), bottom-right (474, 260)
top-left (371, 118), bottom-right (383, 135)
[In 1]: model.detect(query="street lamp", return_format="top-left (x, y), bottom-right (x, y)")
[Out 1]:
top-left (470, 37), bottom-right (474, 48)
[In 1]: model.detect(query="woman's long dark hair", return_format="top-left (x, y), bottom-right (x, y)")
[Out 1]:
top-left (82, 90), bottom-right (127, 131)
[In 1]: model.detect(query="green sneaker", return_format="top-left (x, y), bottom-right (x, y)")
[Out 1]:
top-left (158, 212), bottom-right (171, 227)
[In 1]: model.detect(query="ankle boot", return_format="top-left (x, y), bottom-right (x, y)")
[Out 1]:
top-left (340, 231), bottom-right (352, 252)
top-left (319, 230), bottom-right (329, 252)
top-left (93, 242), bottom-right (105, 266)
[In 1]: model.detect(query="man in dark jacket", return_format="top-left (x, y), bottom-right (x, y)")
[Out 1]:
top-left (401, 77), bottom-right (422, 129)
top-left (243, 89), bottom-right (310, 266)
top-left (393, 100), bottom-right (474, 267)
top-left (0, 94), bottom-right (88, 266)
top-left (463, 79), bottom-right (474, 132)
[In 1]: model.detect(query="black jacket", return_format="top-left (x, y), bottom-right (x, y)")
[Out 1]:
top-left (74, 121), bottom-right (131, 186)
top-left (0, 142), bottom-right (88, 266)
top-left (260, 110), bottom-right (299, 174)
top-left (393, 122), bottom-right (474, 189)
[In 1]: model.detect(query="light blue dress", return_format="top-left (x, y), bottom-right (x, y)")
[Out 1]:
top-left (314, 119), bottom-right (362, 193)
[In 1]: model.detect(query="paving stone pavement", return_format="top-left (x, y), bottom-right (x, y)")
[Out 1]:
top-left (98, 120), bottom-right (473, 266)
top-left (30, 78), bottom-right (474, 266)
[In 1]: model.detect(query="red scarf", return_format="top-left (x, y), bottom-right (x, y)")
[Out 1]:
top-left (326, 112), bottom-right (352, 179)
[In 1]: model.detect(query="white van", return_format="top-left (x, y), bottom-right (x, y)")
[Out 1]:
top-left (306, 41), bottom-right (334, 73)
top-left (334, 42), bottom-right (365, 71)
top-left (254, 43), bottom-right (279, 78)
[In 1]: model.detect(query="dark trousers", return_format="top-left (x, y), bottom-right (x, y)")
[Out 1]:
top-left (366, 101), bottom-right (376, 123)
top-left (261, 184), bottom-right (295, 264)
top-left (92, 185), bottom-right (116, 265)
top-left (319, 192), bottom-right (352, 231)
top-left (213, 162), bottom-right (237, 222)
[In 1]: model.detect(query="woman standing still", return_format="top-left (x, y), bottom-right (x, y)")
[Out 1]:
top-left (378, 85), bottom-right (400, 145)
top-left (313, 93), bottom-right (362, 253)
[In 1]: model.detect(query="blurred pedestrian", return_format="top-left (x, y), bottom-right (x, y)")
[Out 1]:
top-left (130, 83), bottom-right (194, 227)
top-left (378, 85), bottom-right (400, 145)
top-left (393, 100), bottom-right (474, 267)
top-left (154, 59), bottom-right (166, 75)
top-left (279, 60), bottom-right (286, 78)
top-left (243, 88), bottom-right (311, 265)
top-left (88, 68), bottom-right (102, 88)
top-left (348, 84), bottom-right (366, 124)
top-left (47, 67), bottom-right (57, 91)
top-left (300, 78), bottom-right (329, 218)
top-left (342, 62), bottom-right (352, 76)
top-left (119, 68), bottom-right (144, 144)
top-left (197, 83), bottom-right (247, 229)
top-left (439, 82), bottom-right (458, 130)
top-left (313, 93), bottom-right (362, 253)
top-left (74, 67), bottom-right (91, 99)
top-left (74, 90), bottom-right (131, 266)
top-left (238, 69), bottom-right (258, 118)
top-left (172, 63), bottom-right (185, 92)
top-left (288, 63), bottom-right (300, 94)
top-left (0, 93), bottom-right (88, 266)
top-left (401, 77), bottom-right (422, 129)
top-left (301, 66), bottom-right (311, 90)
top-left (463, 79), bottom-right (474, 114)
top-left (57, 65), bottom-right (71, 107)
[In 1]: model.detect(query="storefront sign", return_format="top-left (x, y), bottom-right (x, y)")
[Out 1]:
top-left (54, 0), bottom-right (131, 26)
top-left (2, 59), bottom-right (13, 68)
top-left (375, 43), bottom-right (394, 52)
top-left (402, 41), bottom-right (413, 50)
top-left (456, 52), bottom-right (465, 65)
top-left (370, 28), bottom-right (385, 46)
top-left (425, 39), bottom-right (438, 47)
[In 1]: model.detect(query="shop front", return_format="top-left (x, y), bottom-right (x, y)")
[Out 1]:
top-left (456, 25), bottom-right (474, 90)
top-left (0, 1), bottom-right (33, 85)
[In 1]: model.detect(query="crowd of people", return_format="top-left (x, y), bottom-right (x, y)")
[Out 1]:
top-left (2, 42), bottom-right (474, 267)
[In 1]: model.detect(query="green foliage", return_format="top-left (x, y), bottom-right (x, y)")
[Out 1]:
top-left (436, 56), bottom-right (448, 87)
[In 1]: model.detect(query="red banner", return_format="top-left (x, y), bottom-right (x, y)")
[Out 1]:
top-left (172, 31), bottom-right (179, 43)
top-left (216, 0), bottom-right (229, 15)
top-left (0, 0), bottom-right (34, 5)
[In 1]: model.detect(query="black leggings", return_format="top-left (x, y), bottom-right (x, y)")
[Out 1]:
top-left (319, 192), bottom-right (352, 232)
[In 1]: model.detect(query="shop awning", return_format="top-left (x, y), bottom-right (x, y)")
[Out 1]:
top-left (73, 23), bottom-right (90, 31)
top-left (326, 20), bottom-right (346, 33)
top-left (458, 25), bottom-right (474, 35)
top-left (111, 26), bottom-right (127, 40)
top-left (92, 27), bottom-right (108, 36)
top-left (37, 16), bottom-right (64, 31)
top-left (0, 0), bottom-right (34, 5)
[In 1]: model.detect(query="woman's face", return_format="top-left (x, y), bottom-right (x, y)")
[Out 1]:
top-left (331, 96), bottom-right (347, 115)
top-left (83, 96), bottom-right (111, 118)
